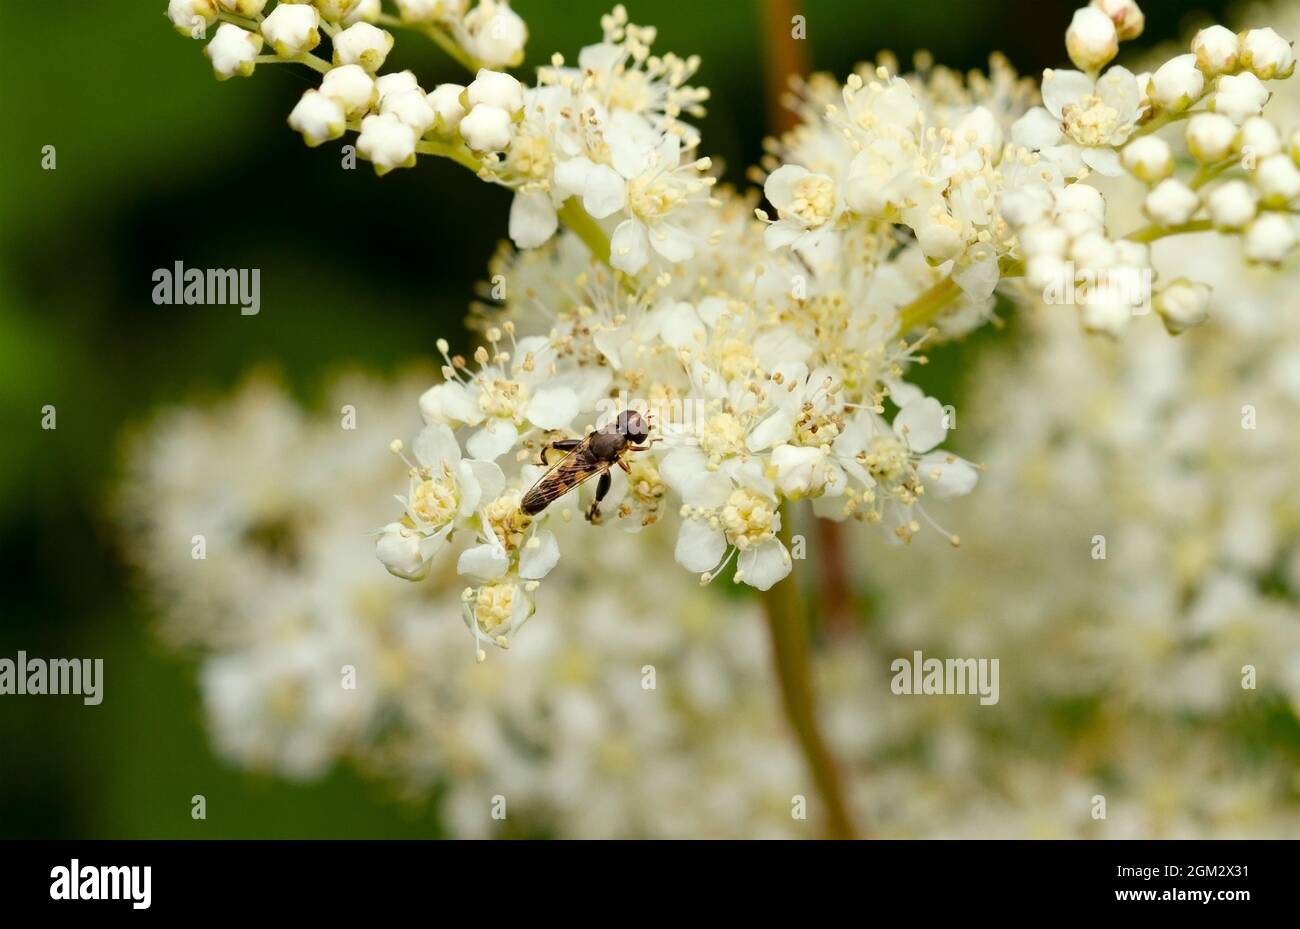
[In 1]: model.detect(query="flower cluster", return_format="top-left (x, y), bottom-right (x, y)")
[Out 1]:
top-left (163, 0), bottom-right (1298, 656)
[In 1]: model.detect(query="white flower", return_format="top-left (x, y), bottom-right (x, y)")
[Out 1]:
top-left (1243, 212), bottom-right (1297, 263)
top-left (1066, 7), bottom-right (1119, 72)
top-left (314, 0), bottom-right (363, 20)
top-left (1210, 72), bottom-right (1270, 124)
top-left (1149, 54), bottom-right (1204, 112)
top-left (1191, 25), bottom-right (1239, 75)
top-left (770, 444), bottom-right (831, 499)
top-left (464, 0), bottom-right (528, 68)
top-left (205, 23), bottom-right (262, 80)
top-left (1155, 279), bottom-right (1211, 334)
top-left (466, 69), bottom-right (524, 113)
top-left (763, 164), bottom-right (840, 251)
top-left (1013, 67), bottom-right (1144, 177)
top-left (460, 104), bottom-right (514, 152)
top-left (168, 0), bottom-right (218, 37)
top-left (332, 22), bottom-right (393, 73)
top-left (288, 89), bottom-right (346, 147)
top-left (554, 156), bottom-right (627, 219)
top-left (1240, 27), bottom-right (1295, 80)
top-left (342, 0), bottom-right (381, 25)
top-left (1143, 178), bottom-right (1199, 226)
top-left (1255, 153), bottom-right (1300, 207)
top-left (1121, 135), bottom-right (1172, 182)
top-left (319, 65), bottom-right (376, 118)
top-left (1206, 179), bottom-right (1257, 229)
top-left (608, 131), bottom-right (708, 273)
top-left (428, 83), bottom-right (467, 132)
top-left (1090, 0), bottom-right (1144, 40)
top-left (356, 113), bottom-right (418, 174)
top-left (394, 0), bottom-right (441, 22)
top-left (1240, 117), bottom-right (1282, 160)
top-left (261, 3), bottom-right (321, 58)
top-left (1185, 112), bottom-right (1238, 163)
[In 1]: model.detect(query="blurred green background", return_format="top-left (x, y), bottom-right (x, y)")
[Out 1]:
top-left (0, 0), bottom-right (1233, 837)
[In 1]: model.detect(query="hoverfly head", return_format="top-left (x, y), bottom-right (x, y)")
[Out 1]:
top-left (617, 409), bottom-right (650, 443)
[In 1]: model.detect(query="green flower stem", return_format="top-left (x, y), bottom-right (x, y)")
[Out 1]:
top-left (414, 138), bottom-right (484, 174)
top-left (557, 198), bottom-right (613, 266)
top-left (896, 275), bottom-right (961, 333)
top-left (759, 509), bottom-right (859, 840)
top-left (1123, 219), bottom-right (1215, 243)
top-left (375, 12), bottom-right (482, 73)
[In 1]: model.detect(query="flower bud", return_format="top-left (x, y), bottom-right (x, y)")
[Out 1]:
top-left (467, 69), bottom-right (525, 112)
top-left (1186, 112), bottom-right (1237, 163)
top-left (376, 523), bottom-right (430, 580)
top-left (261, 3), bottom-right (322, 58)
top-left (1243, 212), bottom-right (1297, 263)
top-left (1155, 279), bottom-right (1210, 333)
top-left (1066, 8), bottom-right (1119, 72)
top-left (167, 0), bottom-right (218, 37)
top-left (1143, 178), bottom-right (1199, 226)
top-left (465, 0), bottom-right (529, 69)
top-left (1239, 27), bottom-right (1295, 80)
top-left (319, 64), bottom-right (377, 118)
top-left (1255, 153), bottom-right (1300, 207)
top-left (313, 0), bottom-right (363, 21)
top-left (1191, 25), bottom-right (1239, 75)
top-left (1239, 116), bottom-right (1282, 161)
top-left (356, 112), bottom-right (418, 174)
top-left (343, 0), bottom-right (382, 25)
top-left (1121, 135), bottom-right (1173, 182)
top-left (1205, 179), bottom-right (1257, 229)
top-left (205, 23), bottom-right (262, 80)
top-left (428, 83), bottom-right (468, 132)
top-left (217, 0), bottom-right (268, 14)
top-left (288, 89), bottom-right (346, 147)
top-left (1150, 54), bottom-right (1204, 111)
top-left (394, 0), bottom-right (442, 22)
top-left (1210, 71), bottom-right (1270, 124)
top-left (770, 445), bottom-right (829, 498)
top-left (1082, 299), bottom-right (1131, 337)
top-left (460, 103), bottom-right (514, 152)
top-left (332, 22), bottom-right (394, 73)
top-left (1090, 0), bottom-right (1144, 41)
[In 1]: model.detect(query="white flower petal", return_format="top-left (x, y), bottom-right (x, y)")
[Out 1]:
top-left (456, 542), bottom-right (509, 580)
top-left (894, 396), bottom-right (948, 453)
top-left (675, 519), bottom-right (727, 573)
top-left (519, 530), bottom-right (561, 579)
top-left (525, 386), bottom-right (580, 431)
top-left (738, 539), bottom-right (792, 591)
top-left (508, 190), bottom-right (558, 249)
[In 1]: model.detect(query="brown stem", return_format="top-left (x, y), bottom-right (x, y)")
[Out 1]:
top-left (816, 518), bottom-right (856, 636)
top-left (760, 511), bottom-right (859, 839)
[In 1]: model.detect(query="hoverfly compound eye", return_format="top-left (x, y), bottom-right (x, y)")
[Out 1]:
top-left (620, 410), bottom-right (650, 443)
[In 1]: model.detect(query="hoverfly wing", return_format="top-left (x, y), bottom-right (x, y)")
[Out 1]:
top-left (521, 442), bottom-right (605, 515)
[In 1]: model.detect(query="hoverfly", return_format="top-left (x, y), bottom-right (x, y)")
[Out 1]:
top-left (521, 410), bottom-right (653, 522)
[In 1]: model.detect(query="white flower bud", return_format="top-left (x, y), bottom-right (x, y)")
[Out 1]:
top-left (205, 23), bottom-right (262, 80)
top-left (465, 0), bottom-right (529, 68)
top-left (394, 0), bottom-right (441, 22)
top-left (356, 112), bottom-right (418, 174)
top-left (1082, 299), bottom-right (1131, 337)
top-left (459, 103), bottom-right (514, 152)
top-left (1054, 182), bottom-right (1107, 225)
top-left (217, 0), bottom-right (268, 14)
top-left (1143, 178), bottom-right (1199, 226)
top-left (1021, 222), bottom-right (1070, 259)
top-left (770, 445), bottom-right (828, 498)
top-left (1090, 0), bottom-right (1144, 41)
top-left (1239, 116), bottom-right (1282, 161)
top-left (1185, 112), bottom-right (1237, 163)
top-left (1150, 54), bottom-right (1204, 111)
top-left (381, 87), bottom-right (437, 135)
top-left (1239, 27), bottom-right (1295, 80)
top-left (913, 213), bottom-right (964, 263)
top-left (466, 69), bottom-right (524, 112)
top-left (167, 0), bottom-right (218, 37)
top-left (1070, 231), bottom-right (1117, 270)
top-left (1210, 71), bottom-right (1270, 124)
top-left (1255, 153), bottom-right (1300, 207)
top-left (1205, 179), bottom-right (1257, 228)
top-left (332, 22), bottom-right (394, 73)
top-left (376, 523), bottom-right (430, 580)
top-left (1121, 135), bottom-right (1173, 182)
top-left (313, 0), bottom-right (363, 21)
top-left (342, 0), bottom-right (382, 25)
top-left (1243, 212), bottom-right (1297, 263)
top-left (1190, 25), bottom-right (1239, 75)
top-left (1000, 187), bottom-right (1054, 227)
top-left (1066, 7), bottom-right (1119, 72)
top-left (261, 3), bottom-right (321, 58)
top-left (1155, 279), bottom-right (1211, 333)
top-left (288, 89), bottom-right (346, 147)
top-left (375, 70), bottom-right (420, 103)
top-left (319, 64), bottom-right (377, 118)
top-left (428, 83), bottom-right (468, 132)
top-left (1025, 254), bottom-right (1067, 291)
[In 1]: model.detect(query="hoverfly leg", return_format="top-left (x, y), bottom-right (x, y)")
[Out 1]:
top-left (617, 457), bottom-right (631, 474)
top-left (586, 468), bottom-right (612, 523)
